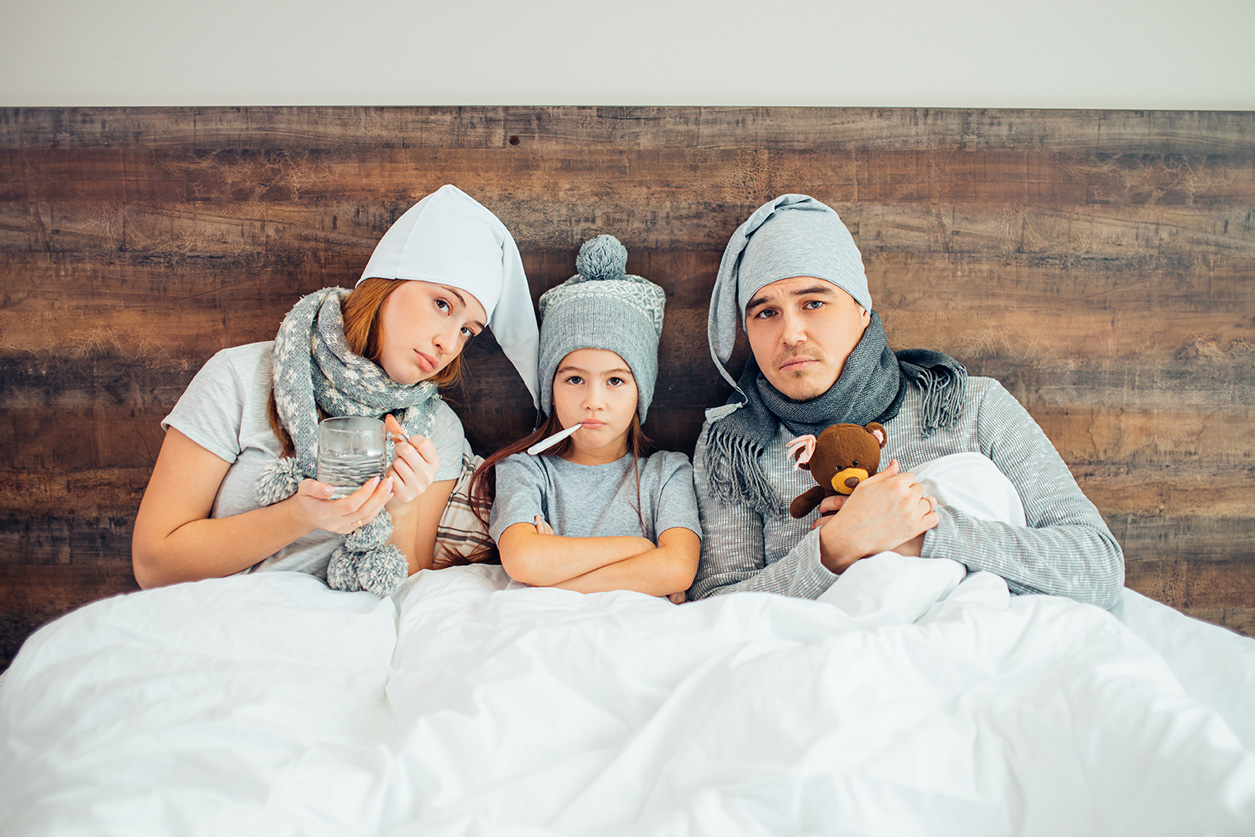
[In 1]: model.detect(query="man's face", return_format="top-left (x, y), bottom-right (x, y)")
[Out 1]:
top-left (744, 276), bottom-right (871, 401)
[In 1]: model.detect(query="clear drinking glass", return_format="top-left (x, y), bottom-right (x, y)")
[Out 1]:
top-left (316, 416), bottom-right (387, 499)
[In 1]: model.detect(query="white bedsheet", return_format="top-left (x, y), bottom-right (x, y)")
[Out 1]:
top-left (2, 559), bottom-right (1254, 836)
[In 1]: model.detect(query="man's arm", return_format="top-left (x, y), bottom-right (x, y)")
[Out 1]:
top-left (688, 424), bottom-right (840, 600)
top-left (922, 380), bottom-right (1124, 609)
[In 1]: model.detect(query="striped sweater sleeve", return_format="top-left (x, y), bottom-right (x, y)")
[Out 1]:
top-left (921, 381), bottom-right (1124, 609)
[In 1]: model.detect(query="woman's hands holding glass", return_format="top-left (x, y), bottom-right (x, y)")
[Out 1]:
top-left (290, 413), bottom-right (438, 536)
top-left (290, 475), bottom-right (395, 535)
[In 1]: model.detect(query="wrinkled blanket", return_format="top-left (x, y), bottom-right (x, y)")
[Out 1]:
top-left (2, 556), bottom-right (1254, 836)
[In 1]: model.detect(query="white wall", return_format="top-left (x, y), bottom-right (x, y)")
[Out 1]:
top-left (2, 0), bottom-right (1253, 109)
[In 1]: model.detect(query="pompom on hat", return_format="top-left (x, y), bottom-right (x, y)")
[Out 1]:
top-left (538, 235), bottom-right (666, 424)
top-left (357, 184), bottom-right (539, 408)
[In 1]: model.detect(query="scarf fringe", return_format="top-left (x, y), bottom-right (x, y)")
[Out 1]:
top-left (704, 426), bottom-right (781, 516)
top-left (903, 361), bottom-right (967, 436)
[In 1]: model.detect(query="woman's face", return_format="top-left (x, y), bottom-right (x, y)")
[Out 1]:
top-left (376, 281), bottom-right (487, 385)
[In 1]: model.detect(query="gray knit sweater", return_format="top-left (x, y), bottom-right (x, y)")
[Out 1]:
top-left (689, 376), bottom-right (1124, 609)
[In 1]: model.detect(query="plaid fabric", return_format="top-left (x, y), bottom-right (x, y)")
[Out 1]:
top-left (433, 441), bottom-right (494, 568)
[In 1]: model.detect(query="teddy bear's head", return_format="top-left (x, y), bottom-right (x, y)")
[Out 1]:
top-left (786, 422), bottom-right (887, 518)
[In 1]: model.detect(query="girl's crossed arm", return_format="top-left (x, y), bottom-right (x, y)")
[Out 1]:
top-left (551, 526), bottom-right (700, 597)
top-left (496, 520), bottom-right (656, 587)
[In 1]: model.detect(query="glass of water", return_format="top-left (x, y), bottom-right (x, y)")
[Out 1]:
top-left (316, 416), bottom-right (387, 499)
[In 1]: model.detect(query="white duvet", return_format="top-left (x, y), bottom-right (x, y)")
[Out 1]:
top-left (2, 554), bottom-right (1254, 837)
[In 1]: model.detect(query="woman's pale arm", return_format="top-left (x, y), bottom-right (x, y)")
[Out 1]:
top-left (496, 522), bottom-right (657, 586)
top-left (553, 527), bottom-right (700, 596)
top-left (131, 428), bottom-right (393, 589)
top-left (407, 478), bottom-right (456, 573)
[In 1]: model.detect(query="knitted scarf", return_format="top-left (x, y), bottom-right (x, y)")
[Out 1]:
top-left (255, 287), bottom-right (441, 595)
top-left (703, 312), bottom-right (967, 515)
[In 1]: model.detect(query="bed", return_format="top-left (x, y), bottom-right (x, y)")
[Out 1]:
top-left (2, 553), bottom-right (1253, 836)
top-left (3, 105), bottom-right (1254, 836)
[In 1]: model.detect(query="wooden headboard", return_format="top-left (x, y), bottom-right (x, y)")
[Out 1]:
top-left (2, 107), bottom-right (1251, 668)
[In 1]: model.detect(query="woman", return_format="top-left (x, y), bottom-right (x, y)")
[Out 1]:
top-left (132, 185), bottom-right (539, 595)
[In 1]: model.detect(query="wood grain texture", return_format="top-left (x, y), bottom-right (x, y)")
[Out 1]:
top-left (2, 106), bottom-right (1252, 669)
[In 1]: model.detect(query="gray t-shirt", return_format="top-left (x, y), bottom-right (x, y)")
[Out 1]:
top-left (162, 341), bottom-right (466, 579)
top-left (488, 450), bottom-right (701, 544)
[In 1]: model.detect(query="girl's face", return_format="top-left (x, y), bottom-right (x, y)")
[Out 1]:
top-left (552, 348), bottom-right (638, 464)
top-left (376, 281), bottom-right (487, 385)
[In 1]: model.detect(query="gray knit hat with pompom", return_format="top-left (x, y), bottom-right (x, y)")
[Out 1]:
top-left (538, 235), bottom-right (666, 424)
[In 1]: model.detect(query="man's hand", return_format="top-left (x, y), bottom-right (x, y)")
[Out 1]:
top-left (809, 494), bottom-right (848, 530)
top-left (815, 459), bottom-right (939, 574)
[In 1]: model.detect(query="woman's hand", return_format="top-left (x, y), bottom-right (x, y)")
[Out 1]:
top-left (384, 414), bottom-right (440, 513)
top-left (289, 475), bottom-right (394, 535)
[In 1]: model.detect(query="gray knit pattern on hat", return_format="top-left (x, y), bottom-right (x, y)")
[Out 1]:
top-left (254, 287), bottom-right (439, 596)
top-left (538, 235), bottom-right (665, 424)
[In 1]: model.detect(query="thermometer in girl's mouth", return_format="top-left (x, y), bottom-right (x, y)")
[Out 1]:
top-left (527, 423), bottom-right (584, 456)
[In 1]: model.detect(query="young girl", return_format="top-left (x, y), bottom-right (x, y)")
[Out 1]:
top-left (472, 235), bottom-right (701, 600)
top-left (131, 185), bottom-right (539, 596)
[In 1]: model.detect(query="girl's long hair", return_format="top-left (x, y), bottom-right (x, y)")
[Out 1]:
top-left (464, 411), bottom-right (654, 564)
top-left (267, 278), bottom-right (464, 455)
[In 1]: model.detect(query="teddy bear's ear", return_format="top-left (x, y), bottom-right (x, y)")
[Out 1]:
top-left (865, 422), bottom-right (887, 448)
top-left (785, 434), bottom-right (817, 471)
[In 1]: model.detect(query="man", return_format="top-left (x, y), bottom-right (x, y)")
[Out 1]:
top-left (689, 194), bottom-right (1123, 608)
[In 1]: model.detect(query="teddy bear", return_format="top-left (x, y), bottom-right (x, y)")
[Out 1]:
top-left (786, 422), bottom-right (888, 519)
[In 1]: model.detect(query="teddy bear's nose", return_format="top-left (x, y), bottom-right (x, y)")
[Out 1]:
top-left (830, 468), bottom-right (870, 494)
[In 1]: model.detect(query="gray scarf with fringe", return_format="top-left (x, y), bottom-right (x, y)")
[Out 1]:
top-left (255, 287), bottom-right (440, 595)
top-left (703, 312), bottom-right (966, 516)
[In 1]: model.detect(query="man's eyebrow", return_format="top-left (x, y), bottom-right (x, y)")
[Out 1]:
top-left (790, 284), bottom-right (836, 298)
top-left (444, 287), bottom-right (486, 330)
top-left (746, 284), bottom-right (835, 311)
